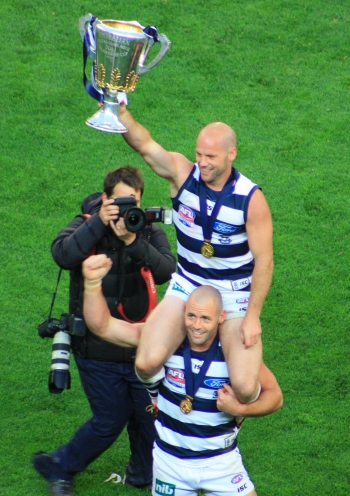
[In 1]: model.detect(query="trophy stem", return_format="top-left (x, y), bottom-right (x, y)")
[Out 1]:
top-left (85, 93), bottom-right (127, 133)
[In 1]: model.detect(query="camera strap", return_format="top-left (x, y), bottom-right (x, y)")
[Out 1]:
top-left (116, 227), bottom-right (157, 322)
top-left (47, 268), bottom-right (63, 321)
top-left (117, 266), bottom-right (157, 323)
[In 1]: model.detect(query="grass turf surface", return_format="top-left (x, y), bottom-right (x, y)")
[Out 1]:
top-left (1, 1), bottom-right (349, 495)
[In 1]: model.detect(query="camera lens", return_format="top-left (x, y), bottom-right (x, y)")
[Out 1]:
top-left (48, 331), bottom-right (71, 394)
top-left (124, 208), bottom-right (147, 233)
top-left (128, 214), bottom-right (140, 226)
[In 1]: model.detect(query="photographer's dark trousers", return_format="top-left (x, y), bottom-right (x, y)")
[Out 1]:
top-left (53, 355), bottom-right (156, 485)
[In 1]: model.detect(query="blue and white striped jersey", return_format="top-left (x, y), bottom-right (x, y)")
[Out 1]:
top-left (155, 343), bottom-right (241, 460)
top-left (171, 164), bottom-right (259, 290)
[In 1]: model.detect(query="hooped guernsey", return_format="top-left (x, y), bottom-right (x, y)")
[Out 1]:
top-left (154, 342), bottom-right (241, 461)
top-left (171, 164), bottom-right (259, 293)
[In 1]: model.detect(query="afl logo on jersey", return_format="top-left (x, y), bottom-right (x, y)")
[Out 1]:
top-left (166, 368), bottom-right (185, 390)
top-left (178, 204), bottom-right (195, 228)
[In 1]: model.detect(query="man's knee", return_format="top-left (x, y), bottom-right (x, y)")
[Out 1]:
top-left (231, 377), bottom-right (261, 404)
top-left (135, 352), bottom-right (162, 379)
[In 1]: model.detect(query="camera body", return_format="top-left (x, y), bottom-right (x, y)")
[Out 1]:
top-left (112, 196), bottom-right (173, 233)
top-left (38, 313), bottom-right (86, 339)
top-left (112, 196), bottom-right (145, 233)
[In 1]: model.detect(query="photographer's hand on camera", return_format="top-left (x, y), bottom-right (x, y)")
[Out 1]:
top-left (99, 196), bottom-right (137, 245)
top-left (110, 216), bottom-right (137, 246)
top-left (98, 197), bottom-right (120, 226)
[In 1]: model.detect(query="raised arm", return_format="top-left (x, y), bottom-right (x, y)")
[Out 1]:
top-left (240, 188), bottom-right (274, 346)
top-left (82, 255), bottom-right (143, 347)
top-left (119, 105), bottom-right (192, 194)
top-left (216, 362), bottom-right (283, 417)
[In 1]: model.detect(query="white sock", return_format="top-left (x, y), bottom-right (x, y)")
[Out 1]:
top-left (135, 367), bottom-right (165, 405)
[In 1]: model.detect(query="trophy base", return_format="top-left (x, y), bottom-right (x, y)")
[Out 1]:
top-left (86, 104), bottom-right (127, 133)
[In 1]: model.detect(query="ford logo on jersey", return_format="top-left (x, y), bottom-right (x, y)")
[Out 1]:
top-left (213, 221), bottom-right (240, 235)
top-left (204, 378), bottom-right (227, 388)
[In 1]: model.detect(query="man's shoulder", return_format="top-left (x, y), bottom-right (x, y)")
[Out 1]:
top-left (81, 192), bottom-right (102, 214)
top-left (234, 169), bottom-right (258, 192)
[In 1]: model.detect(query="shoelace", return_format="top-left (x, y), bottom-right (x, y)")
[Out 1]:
top-left (104, 472), bottom-right (126, 484)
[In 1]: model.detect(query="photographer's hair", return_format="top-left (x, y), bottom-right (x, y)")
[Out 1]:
top-left (103, 166), bottom-right (144, 198)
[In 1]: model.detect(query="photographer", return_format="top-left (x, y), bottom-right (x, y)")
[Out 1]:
top-left (33, 166), bottom-right (176, 496)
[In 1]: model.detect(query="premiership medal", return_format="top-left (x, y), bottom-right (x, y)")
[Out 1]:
top-left (180, 336), bottom-right (219, 415)
top-left (180, 395), bottom-right (193, 414)
top-left (201, 240), bottom-right (215, 258)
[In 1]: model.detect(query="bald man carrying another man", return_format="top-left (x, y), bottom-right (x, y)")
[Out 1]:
top-left (82, 254), bottom-right (282, 496)
top-left (114, 106), bottom-right (274, 406)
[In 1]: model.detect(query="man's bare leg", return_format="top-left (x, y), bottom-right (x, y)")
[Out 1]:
top-left (219, 318), bottom-right (262, 403)
top-left (135, 295), bottom-right (186, 379)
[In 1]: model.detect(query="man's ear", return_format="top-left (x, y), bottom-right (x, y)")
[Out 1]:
top-left (229, 147), bottom-right (237, 162)
top-left (101, 192), bottom-right (108, 202)
top-left (219, 309), bottom-right (226, 324)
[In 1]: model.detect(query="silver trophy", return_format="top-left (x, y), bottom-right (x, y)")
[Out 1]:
top-left (79, 14), bottom-right (171, 133)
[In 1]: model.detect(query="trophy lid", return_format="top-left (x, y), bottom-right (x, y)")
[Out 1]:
top-left (101, 20), bottom-right (144, 34)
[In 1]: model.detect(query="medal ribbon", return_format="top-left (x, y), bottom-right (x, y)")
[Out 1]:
top-left (199, 169), bottom-right (236, 244)
top-left (82, 17), bottom-right (104, 103)
top-left (182, 335), bottom-right (219, 401)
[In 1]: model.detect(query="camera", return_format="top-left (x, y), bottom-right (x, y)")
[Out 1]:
top-left (38, 313), bottom-right (86, 339)
top-left (38, 313), bottom-right (86, 394)
top-left (112, 196), bottom-right (172, 233)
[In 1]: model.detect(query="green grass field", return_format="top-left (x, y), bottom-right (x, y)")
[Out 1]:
top-left (1, 0), bottom-right (349, 495)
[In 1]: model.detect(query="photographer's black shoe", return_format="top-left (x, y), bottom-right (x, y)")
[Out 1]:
top-left (33, 452), bottom-right (73, 495)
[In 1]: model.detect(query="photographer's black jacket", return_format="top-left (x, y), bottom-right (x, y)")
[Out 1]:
top-left (51, 193), bottom-right (176, 362)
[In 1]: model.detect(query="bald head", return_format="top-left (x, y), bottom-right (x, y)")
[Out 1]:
top-left (198, 122), bottom-right (236, 152)
top-left (187, 285), bottom-right (223, 313)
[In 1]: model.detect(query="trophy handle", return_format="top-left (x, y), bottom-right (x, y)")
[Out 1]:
top-left (138, 33), bottom-right (171, 75)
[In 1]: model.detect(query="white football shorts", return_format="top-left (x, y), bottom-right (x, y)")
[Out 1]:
top-left (165, 273), bottom-right (250, 320)
top-left (152, 445), bottom-right (255, 496)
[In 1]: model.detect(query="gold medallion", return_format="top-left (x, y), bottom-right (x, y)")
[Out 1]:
top-left (180, 395), bottom-right (193, 414)
top-left (201, 241), bottom-right (214, 258)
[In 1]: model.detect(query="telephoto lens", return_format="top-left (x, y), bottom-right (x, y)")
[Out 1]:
top-left (48, 331), bottom-right (71, 394)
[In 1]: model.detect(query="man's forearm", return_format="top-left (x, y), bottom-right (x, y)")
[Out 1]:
top-left (236, 384), bottom-right (283, 417)
top-left (246, 258), bottom-right (274, 318)
top-left (119, 106), bottom-right (152, 156)
top-left (83, 282), bottom-right (112, 339)
top-left (238, 363), bottom-right (282, 417)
